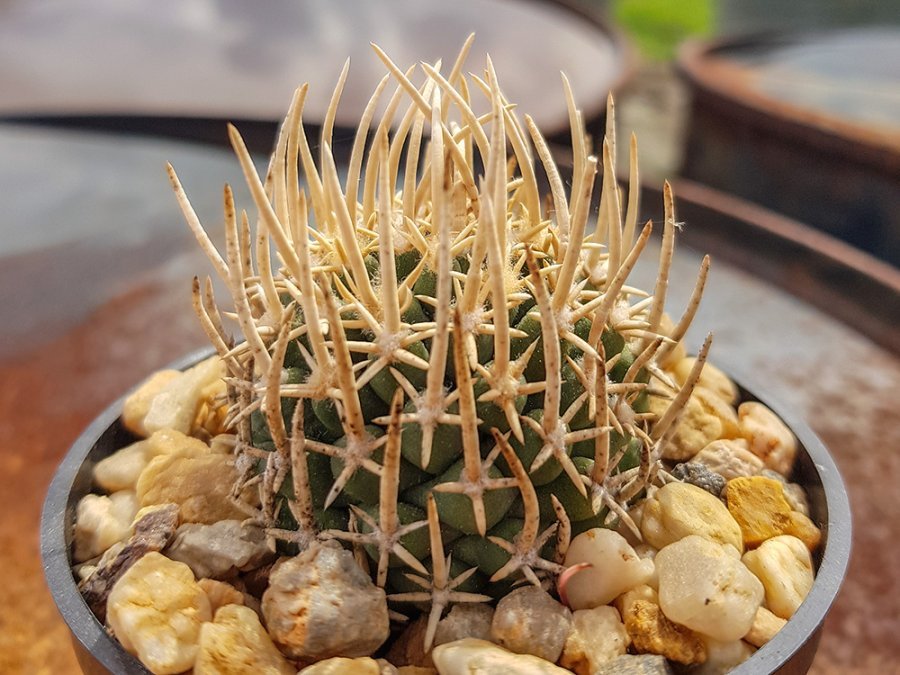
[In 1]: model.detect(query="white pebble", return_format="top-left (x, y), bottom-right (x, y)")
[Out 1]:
top-left (742, 535), bottom-right (814, 619)
top-left (93, 440), bottom-right (152, 493)
top-left (691, 439), bottom-right (763, 480)
top-left (93, 429), bottom-right (210, 495)
top-left (656, 535), bottom-right (763, 642)
top-left (691, 637), bottom-right (756, 675)
top-left (122, 370), bottom-right (180, 437)
top-left (743, 606), bottom-right (787, 647)
top-left (73, 491), bottom-right (138, 562)
top-left (562, 528), bottom-right (654, 610)
top-left (143, 356), bottom-right (224, 435)
top-left (107, 552), bottom-right (211, 674)
top-left (738, 402), bottom-right (797, 475)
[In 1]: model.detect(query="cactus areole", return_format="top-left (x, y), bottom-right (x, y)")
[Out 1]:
top-left (169, 39), bottom-right (713, 648)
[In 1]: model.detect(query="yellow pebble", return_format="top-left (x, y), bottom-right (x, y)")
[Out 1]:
top-left (649, 391), bottom-right (736, 461)
top-left (146, 428), bottom-right (210, 459)
top-left (724, 477), bottom-right (795, 549)
top-left (743, 607), bottom-right (787, 647)
top-left (625, 599), bottom-right (707, 665)
top-left (195, 604), bottom-right (295, 675)
top-left (742, 535), bottom-right (814, 620)
top-left (615, 584), bottom-right (659, 620)
top-left (641, 482), bottom-right (744, 552)
top-left (785, 511), bottom-right (822, 552)
top-left (298, 657), bottom-right (382, 674)
top-left (671, 358), bottom-right (739, 405)
top-left (197, 579), bottom-right (245, 615)
top-left (136, 454), bottom-right (250, 524)
top-left (107, 552), bottom-right (211, 674)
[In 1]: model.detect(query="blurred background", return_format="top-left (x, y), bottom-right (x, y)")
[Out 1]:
top-left (0, 1), bottom-right (898, 674)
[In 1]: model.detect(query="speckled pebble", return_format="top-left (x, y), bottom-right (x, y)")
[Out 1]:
top-left (434, 604), bottom-right (494, 647)
top-left (262, 542), bottom-right (389, 660)
top-left (624, 599), bottom-right (706, 665)
top-left (491, 586), bottom-right (572, 662)
top-left (671, 462), bottom-right (726, 497)
top-left (738, 402), bottom-right (797, 475)
top-left (194, 604), bottom-right (294, 675)
top-left (593, 653), bottom-right (674, 675)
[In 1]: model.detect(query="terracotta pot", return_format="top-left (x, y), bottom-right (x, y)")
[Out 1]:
top-left (41, 350), bottom-right (851, 674)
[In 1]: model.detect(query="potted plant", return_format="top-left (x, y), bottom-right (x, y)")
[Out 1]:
top-left (43, 43), bottom-right (850, 675)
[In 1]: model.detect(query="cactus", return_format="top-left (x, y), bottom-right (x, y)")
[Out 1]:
top-left (168, 39), bottom-right (712, 650)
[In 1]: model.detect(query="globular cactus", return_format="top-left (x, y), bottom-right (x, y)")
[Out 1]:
top-left (168, 39), bottom-right (711, 649)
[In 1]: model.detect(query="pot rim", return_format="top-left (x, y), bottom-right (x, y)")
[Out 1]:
top-left (41, 349), bottom-right (851, 674)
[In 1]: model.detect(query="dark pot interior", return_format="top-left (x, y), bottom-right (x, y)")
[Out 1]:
top-left (41, 350), bottom-right (851, 675)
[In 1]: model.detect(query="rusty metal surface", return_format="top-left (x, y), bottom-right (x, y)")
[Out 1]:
top-left (677, 30), bottom-right (900, 266)
top-left (1, 125), bottom-right (898, 673)
top-left (665, 179), bottom-right (900, 355)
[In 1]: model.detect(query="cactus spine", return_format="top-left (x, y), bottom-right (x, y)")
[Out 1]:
top-left (169, 40), bottom-right (712, 648)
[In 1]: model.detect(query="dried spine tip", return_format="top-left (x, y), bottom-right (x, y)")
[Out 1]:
top-left (170, 40), bottom-right (710, 639)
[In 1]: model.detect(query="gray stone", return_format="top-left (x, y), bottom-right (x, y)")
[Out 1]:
top-left (262, 541), bottom-right (390, 660)
top-left (434, 604), bottom-right (494, 647)
top-left (490, 586), bottom-right (572, 663)
top-left (594, 653), bottom-right (675, 675)
top-left (671, 462), bottom-right (726, 497)
top-left (165, 519), bottom-right (272, 579)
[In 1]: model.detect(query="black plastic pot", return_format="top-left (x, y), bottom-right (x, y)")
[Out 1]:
top-left (42, 350), bottom-right (851, 674)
